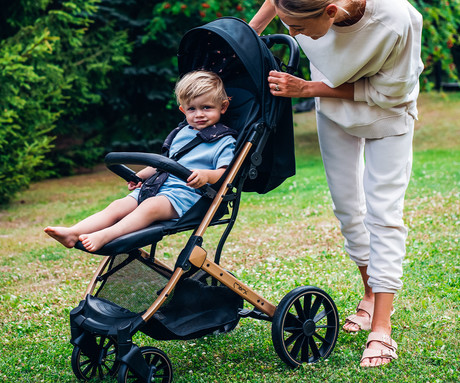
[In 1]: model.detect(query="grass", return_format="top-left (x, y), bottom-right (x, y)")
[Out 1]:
top-left (0, 92), bottom-right (459, 382)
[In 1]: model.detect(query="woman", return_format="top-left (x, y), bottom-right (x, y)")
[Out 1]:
top-left (250, 0), bottom-right (423, 367)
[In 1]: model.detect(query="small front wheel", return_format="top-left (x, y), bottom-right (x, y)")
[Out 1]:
top-left (71, 336), bottom-right (119, 381)
top-left (118, 346), bottom-right (173, 383)
top-left (272, 286), bottom-right (339, 367)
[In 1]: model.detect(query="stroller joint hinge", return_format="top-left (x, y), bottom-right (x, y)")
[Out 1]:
top-left (189, 246), bottom-right (207, 268)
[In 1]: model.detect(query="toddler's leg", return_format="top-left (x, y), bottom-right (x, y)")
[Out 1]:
top-left (44, 196), bottom-right (138, 248)
top-left (79, 196), bottom-right (178, 252)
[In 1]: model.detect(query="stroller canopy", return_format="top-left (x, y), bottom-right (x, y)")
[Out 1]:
top-left (178, 17), bottom-right (296, 193)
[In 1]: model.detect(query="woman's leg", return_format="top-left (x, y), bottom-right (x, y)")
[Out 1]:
top-left (316, 114), bottom-right (373, 330)
top-left (79, 196), bottom-right (178, 252)
top-left (44, 196), bottom-right (138, 248)
top-left (360, 123), bottom-right (414, 366)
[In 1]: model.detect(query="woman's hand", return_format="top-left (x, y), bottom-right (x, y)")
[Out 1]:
top-left (268, 70), bottom-right (312, 98)
top-left (268, 70), bottom-right (354, 100)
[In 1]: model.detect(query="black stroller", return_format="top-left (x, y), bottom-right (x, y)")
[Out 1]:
top-left (69, 17), bottom-right (339, 382)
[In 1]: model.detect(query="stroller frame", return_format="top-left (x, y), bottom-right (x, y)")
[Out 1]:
top-left (69, 18), bottom-right (339, 383)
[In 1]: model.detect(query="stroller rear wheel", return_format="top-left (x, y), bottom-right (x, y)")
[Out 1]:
top-left (272, 286), bottom-right (339, 367)
top-left (117, 346), bottom-right (173, 383)
top-left (71, 335), bottom-right (119, 381)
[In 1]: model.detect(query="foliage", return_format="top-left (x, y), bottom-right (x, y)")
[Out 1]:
top-left (0, 0), bottom-right (131, 203)
top-left (410, 0), bottom-right (460, 90)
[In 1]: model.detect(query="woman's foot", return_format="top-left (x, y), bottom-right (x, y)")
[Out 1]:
top-left (79, 232), bottom-right (109, 252)
top-left (44, 226), bottom-right (79, 248)
top-left (360, 332), bottom-right (398, 367)
top-left (343, 299), bottom-right (374, 332)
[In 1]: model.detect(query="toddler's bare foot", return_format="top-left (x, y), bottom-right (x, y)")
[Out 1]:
top-left (79, 233), bottom-right (108, 252)
top-left (44, 226), bottom-right (79, 248)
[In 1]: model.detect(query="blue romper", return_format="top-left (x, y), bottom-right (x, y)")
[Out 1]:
top-left (130, 125), bottom-right (235, 216)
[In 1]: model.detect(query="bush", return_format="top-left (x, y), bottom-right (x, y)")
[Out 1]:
top-left (0, 0), bottom-right (131, 203)
top-left (411, 1), bottom-right (460, 90)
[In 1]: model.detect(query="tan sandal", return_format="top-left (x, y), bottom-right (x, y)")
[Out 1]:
top-left (343, 300), bottom-right (374, 332)
top-left (360, 332), bottom-right (398, 367)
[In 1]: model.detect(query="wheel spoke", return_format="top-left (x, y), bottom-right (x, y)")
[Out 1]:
top-left (294, 300), bottom-right (306, 321)
top-left (308, 336), bottom-right (321, 360)
top-left (313, 308), bottom-right (327, 323)
top-left (289, 336), bottom-right (304, 360)
top-left (284, 330), bottom-right (302, 348)
top-left (301, 338), bottom-right (309, 362)
top-left (313, 331), bottom-right (329, 345)
top-left (303, 293), bottom-right (312, 319)
top-left (309, 295), bottom-right (324, 319)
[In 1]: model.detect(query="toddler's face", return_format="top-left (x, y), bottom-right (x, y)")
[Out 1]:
top-left (180, 94), bottom-right (228, 130)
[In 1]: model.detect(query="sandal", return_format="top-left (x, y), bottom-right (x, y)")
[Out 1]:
top-left (343, 300), bottom-right (374, 332)
top-left (360, 332), bottom-right (398, 367)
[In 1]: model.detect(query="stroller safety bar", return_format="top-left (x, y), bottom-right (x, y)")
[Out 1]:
top-left (105, 152), bottom-right (216, 198)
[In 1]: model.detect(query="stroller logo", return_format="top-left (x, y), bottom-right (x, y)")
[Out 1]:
top-left (233, 281), bottom-right (248, 295)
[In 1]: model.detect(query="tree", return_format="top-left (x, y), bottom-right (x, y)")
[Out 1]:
top-left (0, 0), bottom-right (131, 203)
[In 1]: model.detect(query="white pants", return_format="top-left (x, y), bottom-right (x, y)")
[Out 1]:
top-left (316, 113), bottom-right (414, 293)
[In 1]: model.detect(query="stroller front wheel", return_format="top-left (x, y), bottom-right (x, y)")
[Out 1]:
top-left (71, 336), bottom-right (119, 381)
top-left (271, 286), bottom-right (339, 367)
top-left (117, 346), bottom-right (173, 383)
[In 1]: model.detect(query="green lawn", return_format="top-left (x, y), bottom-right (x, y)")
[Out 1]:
top-left (0, 92), bottom-right (459, 382)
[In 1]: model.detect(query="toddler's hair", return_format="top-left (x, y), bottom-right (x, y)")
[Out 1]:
top-left (175, 70), bottom-right (228, 106)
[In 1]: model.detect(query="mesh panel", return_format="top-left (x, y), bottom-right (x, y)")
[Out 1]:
top-left (95, 254), bottom-right (172, 314)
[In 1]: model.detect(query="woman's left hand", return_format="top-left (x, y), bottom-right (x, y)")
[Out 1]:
top-left (268, 70), bottom-right (311, 98)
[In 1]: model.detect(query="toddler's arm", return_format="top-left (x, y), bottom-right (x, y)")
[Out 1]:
top-left (186, 167), bottom-right (226, 189)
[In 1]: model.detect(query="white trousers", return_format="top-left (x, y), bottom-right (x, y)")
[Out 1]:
top-left (316, 113), bottom-right (414, 293)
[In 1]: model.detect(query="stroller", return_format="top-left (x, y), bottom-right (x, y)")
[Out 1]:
top-left (69, 17), bottom-right (339, 382)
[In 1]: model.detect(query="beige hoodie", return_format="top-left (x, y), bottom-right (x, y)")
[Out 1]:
top-left (294, 0), bottom-right (423, 138)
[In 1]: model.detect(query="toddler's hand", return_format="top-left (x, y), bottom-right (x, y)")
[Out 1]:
top-left (187, 170), bottom-right (208, 189)
top-left (127, 181), bottom-right (142, 191)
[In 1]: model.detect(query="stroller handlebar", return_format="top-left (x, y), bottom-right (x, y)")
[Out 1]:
top-left (260, 34), bottom-right (300, 75)
top-left (104, 152), bottom-right (216, 198)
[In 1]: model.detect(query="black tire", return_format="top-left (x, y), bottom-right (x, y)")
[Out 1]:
top-left (272, 286), bottom-right (339, 367)
top-left (117, 346), bottom-right (173, 383)
top-left (71, 336), bottom-right (119, 381)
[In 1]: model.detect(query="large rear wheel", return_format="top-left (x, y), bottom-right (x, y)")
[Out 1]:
top-left (272, 286), bottom-right (339, 367)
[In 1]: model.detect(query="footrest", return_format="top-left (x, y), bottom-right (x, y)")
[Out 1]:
top-left (70, 295), bottom-right (143, 337)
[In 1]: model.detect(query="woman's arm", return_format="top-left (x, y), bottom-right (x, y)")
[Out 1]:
top-left (249, 0), bottom-right (277, 35)
top-left (267, 71), bottom-right (354, 100)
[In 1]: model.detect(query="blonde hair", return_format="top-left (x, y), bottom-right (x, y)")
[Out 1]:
top-left (272, 0), bottom-right (333, 18)
top-left (175, 70), bottom-right (228, 106)
top-left (272, 0), bottom-right (356, 19)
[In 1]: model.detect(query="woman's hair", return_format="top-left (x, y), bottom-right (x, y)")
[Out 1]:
top-left (175, 70), bottom-right (228, 106)
top-left (271, 0), bottom-right (333, 18)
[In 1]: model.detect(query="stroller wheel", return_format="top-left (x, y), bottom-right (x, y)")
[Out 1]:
top-left (271, 286), bottom-right (339, 367)
top-left (118, 346), bottom-right (173, 383)
top-left (71, 336), bottom-right (119, 381)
